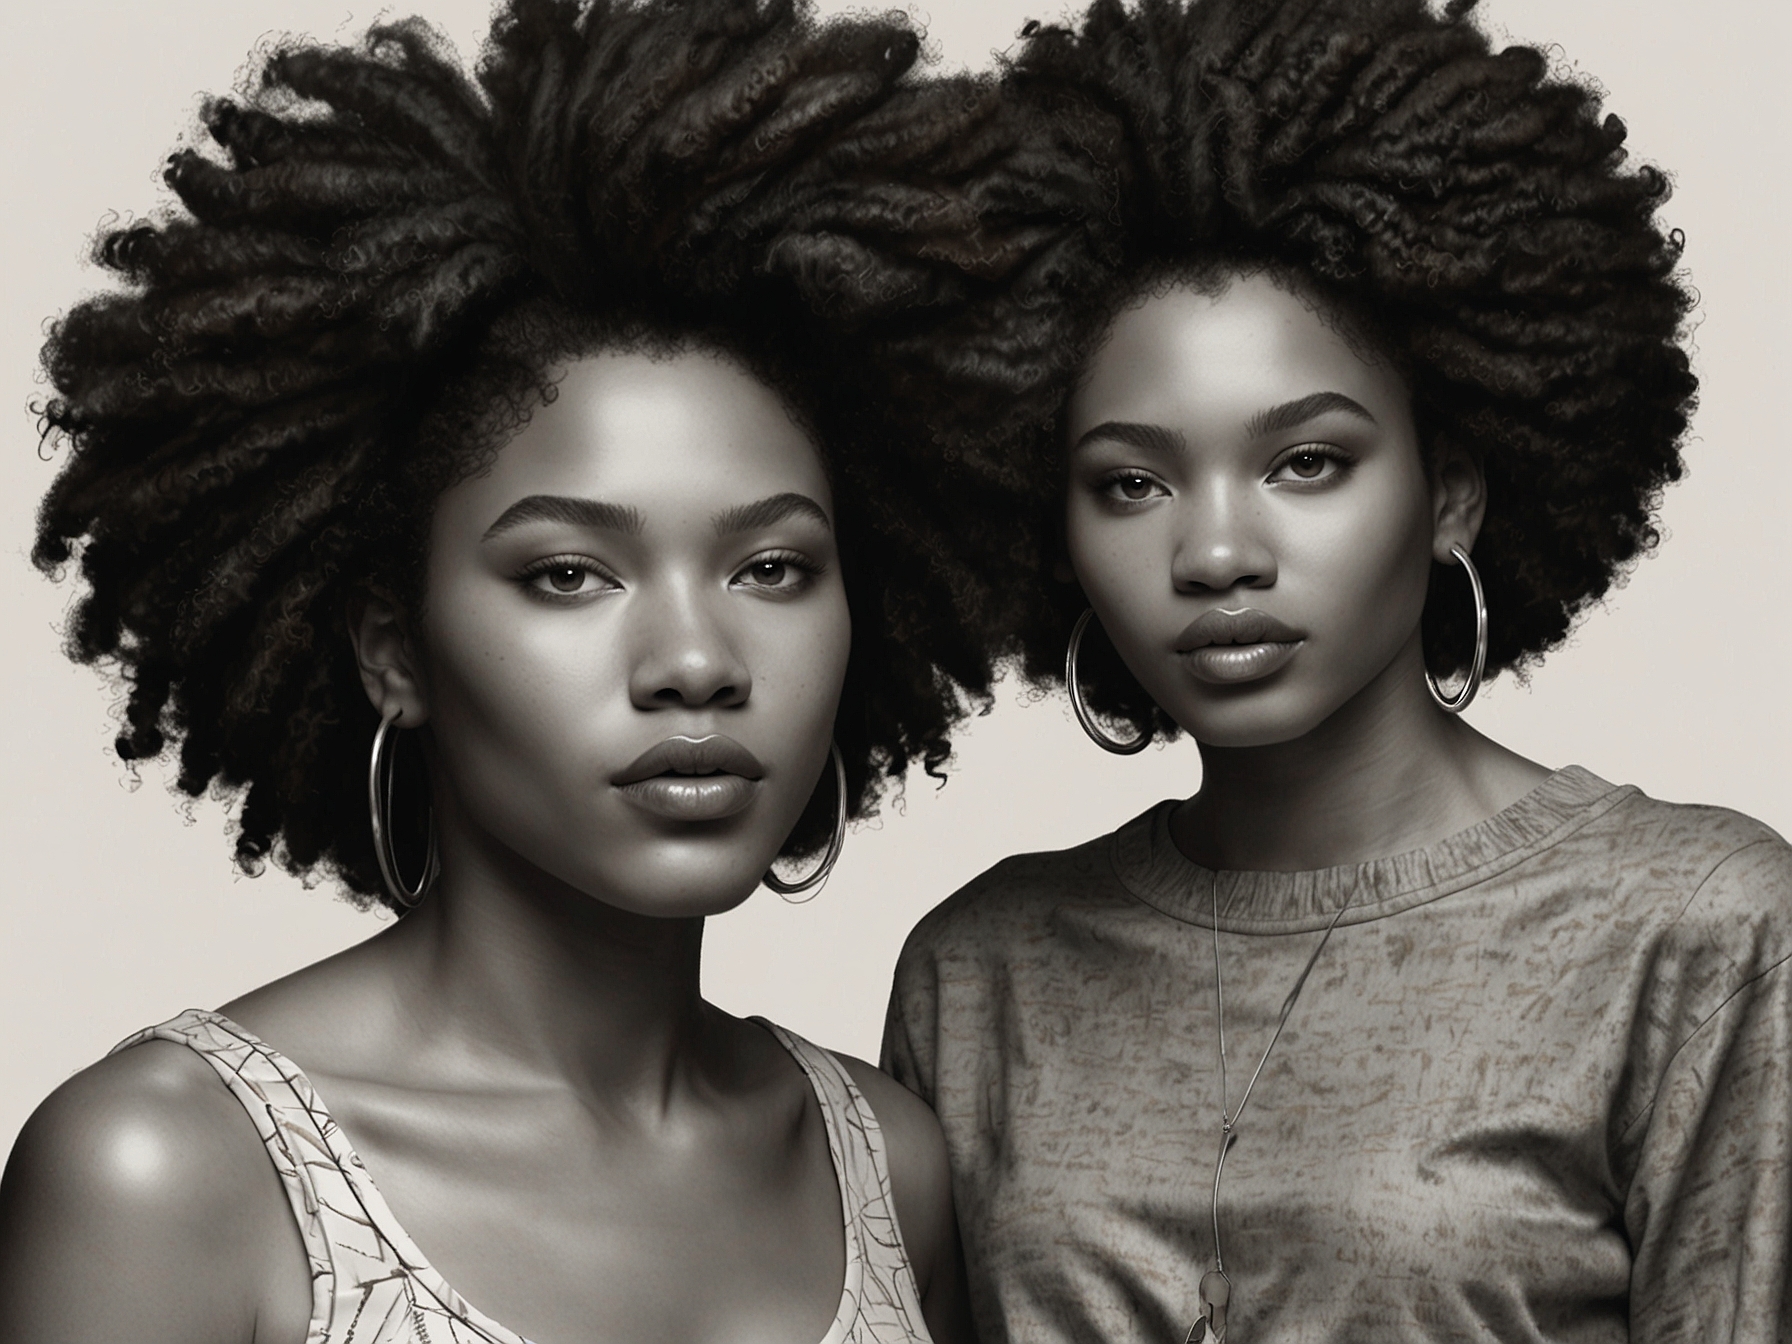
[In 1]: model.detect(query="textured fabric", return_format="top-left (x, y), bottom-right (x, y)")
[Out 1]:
top-left (882, 766), bottom-right (1792, 1343)
top-left (115, 1010), bottom-right (930, 1344)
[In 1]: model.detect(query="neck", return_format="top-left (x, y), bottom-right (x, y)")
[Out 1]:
top-left (1175, 637), bottom-right (1547, 872)
top-left (375, 816), bottom-right (716, 1112)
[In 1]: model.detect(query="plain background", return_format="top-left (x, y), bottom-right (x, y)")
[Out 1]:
top-left (2, 0), bottom-right (1787, 1158)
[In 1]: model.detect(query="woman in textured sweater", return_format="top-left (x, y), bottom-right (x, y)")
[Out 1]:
top-left (879, 0), bottom-right (1792, 1340)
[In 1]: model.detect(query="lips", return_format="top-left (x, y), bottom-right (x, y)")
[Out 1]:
top-left (1175, 608), bottom-right (1305, 686)
top-left (613, 735), bottom-right (765, 822)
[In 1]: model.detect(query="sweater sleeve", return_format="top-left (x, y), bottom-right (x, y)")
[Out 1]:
top-left (880, 924), bottom-right (942, 1108)
top-left (1623, 839), bottom-right (1792, 1343)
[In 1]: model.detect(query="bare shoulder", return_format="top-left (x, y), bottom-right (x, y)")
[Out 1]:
top-left (2, 1040), bottom-right (261, 1230)
top-left (837, 1053), bottom-right (947, 1145)
top-left (0, 1040), bottom-right (310, 1344)
top-left (834, 1056), bottom-right (952, 1263)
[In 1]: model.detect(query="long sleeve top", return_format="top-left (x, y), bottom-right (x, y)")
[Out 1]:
top-left (883, 767), bottom-right (1792, 1343)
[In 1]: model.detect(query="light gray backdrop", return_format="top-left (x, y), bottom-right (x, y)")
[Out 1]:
top-left (3, 0), bottom-right (1787, 1155)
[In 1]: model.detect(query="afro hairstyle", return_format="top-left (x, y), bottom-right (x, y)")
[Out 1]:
top-left (33, 0), bottom-right (1063, 908)
top-left (893, 0), bottom-right (1698, 741)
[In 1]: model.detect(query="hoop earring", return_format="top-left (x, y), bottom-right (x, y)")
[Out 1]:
top-left (764, 741), bottom-right (848, 903)
top-left (1425, 544), bottom-right (1488, 714)
top-left (1067, 608), bottom-right (1151, 755)
top-left (368, 709), bottom-right (439, 910)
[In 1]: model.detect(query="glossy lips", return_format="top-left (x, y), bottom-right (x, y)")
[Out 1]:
top-left (613, 735), bottom-right (765, 821)
top-left (1175, 608), bottom-right (1305, 685)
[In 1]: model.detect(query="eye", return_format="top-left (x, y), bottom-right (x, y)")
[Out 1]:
top-left (745, 559), bottom-right (789, 586)
top-left (1268, 445), bottom-right (1350, 485)
top-left (519, 555), bottom-right (616, 601)
top-left (1099, 469), bottom-right (1169, 504)
top-left (732, 550), bottom-right (819, 595)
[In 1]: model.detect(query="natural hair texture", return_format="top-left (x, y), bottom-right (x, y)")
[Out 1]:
top-left (35, 0), bottom-right (1057, 907)
top-left (908, 0), bottom-right (1698, 739)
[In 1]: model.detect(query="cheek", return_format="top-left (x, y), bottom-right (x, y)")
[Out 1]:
top-left (1295, 470), bottom-right (1435, 663)
top-left (1066, 499), bottom-right (1153, 605)
top-left (445, 614), bottom-right (613, 730)
top-left (412, 544), bottom-right (627, 814)
top-left (750, 584), bottom-right (852, 741)
top-left (1064, 500), bottom-right (1180, 676)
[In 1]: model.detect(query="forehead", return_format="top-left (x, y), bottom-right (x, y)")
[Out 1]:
top-left (438, 347), bottom-right (831, 526)
top-left (1071, 273), bottom-right (1404, 437)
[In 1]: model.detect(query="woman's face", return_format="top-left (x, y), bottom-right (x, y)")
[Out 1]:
top-left (1065, 272), bottom-right (1458, 749)
top-left (389, 347), bottom-right (850, 918)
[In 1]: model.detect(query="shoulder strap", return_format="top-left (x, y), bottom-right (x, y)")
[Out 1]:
top-left (112, 1009), bottom-right (525, 1344)
top-left (758, 1021), bottom-right (932, 1343)
top-left (114, 1009), bottom-right (339, 1342)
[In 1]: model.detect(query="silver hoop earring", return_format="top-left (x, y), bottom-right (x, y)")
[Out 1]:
top-left (1425, 544), bottom-right (1488, 714)
top-left (1067, 608), bottom-right (1151, 755)
top-left (764, 741), bottom-right (848, 903)
top-left (368, 710), bottom-right (439, 910)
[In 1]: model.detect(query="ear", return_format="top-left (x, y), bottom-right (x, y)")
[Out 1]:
top-left (347, 589), bottom-right (431, 727)
top-left (1429, 442), bottom-right (1486, 563)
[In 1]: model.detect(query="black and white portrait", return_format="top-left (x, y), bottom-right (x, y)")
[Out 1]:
top-left (0, 0), bottom-right (1786, 1340)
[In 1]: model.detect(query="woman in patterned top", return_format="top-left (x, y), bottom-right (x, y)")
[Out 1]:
top-left (0, 1), bottom-right (1049, 1339)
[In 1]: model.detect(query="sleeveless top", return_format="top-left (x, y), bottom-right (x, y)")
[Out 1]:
top-left (114, 1009), bottom-right (931, 1344)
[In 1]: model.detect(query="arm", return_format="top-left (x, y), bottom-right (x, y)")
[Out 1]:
top-left (0, 1042), bottom-right (311, 1344)
top-left (838, 1057), bottom-right (975, 1344)
top-left (1623, 841), bottom-right (1792, 1342)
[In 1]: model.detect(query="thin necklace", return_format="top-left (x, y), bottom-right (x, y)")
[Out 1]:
top-left (1186, 872), bottom-right (1356, 1344)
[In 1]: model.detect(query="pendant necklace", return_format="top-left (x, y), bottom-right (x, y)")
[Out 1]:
top-left (1185, 872), bottom-right (1356, 1344)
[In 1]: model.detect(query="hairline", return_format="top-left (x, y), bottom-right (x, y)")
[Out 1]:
top-left (1067, 254), bottom-right (1423, 458)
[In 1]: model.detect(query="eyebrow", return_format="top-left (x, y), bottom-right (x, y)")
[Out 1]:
top-left (481, 495), bottom-right (644, 541)
top-left (711, 492), bottom-right (832, 537)
top-left (1071, 422), bottom-right (1188, 456)
top-left (1245, 391), bottom-right (1377, 439)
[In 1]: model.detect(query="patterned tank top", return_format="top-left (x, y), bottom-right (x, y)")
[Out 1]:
top-left (114, 1009), bottom-right (931, 1344)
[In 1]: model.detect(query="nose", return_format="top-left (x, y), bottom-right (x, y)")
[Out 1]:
top-left (1170, 480), bottom-right (1277, 594)
top-left (627, 579), bottom-right (751, 711)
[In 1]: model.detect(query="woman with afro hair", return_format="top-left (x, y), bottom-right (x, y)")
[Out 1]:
top-left (0, 0), bottom-right (1081, 1337)
top-left (878, 0), bottom-right (1792, 1339)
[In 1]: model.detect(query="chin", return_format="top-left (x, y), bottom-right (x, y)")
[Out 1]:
top-left (593, 883), bottom-right (760, 922)
top-left (582, 841), bottom-right (781, 919)
top-left (1184, 719), bottom-right (1314, 750)
top-left (1161, 682), bottom-right (1339, 751)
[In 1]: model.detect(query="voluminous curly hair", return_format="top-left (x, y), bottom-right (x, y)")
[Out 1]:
top-left (34, 0), bottom-right (1053, 908)
top-left (905, 0), bottom-right (1698, 740)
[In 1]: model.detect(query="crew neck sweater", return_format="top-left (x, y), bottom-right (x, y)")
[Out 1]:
top-left (883, 767), bottom-right (1792, 1343)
